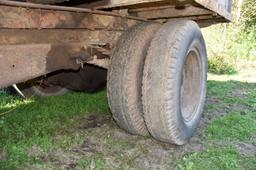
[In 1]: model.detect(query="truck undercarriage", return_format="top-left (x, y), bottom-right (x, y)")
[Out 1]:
top-left (0, 0), bottom-right (232, 144)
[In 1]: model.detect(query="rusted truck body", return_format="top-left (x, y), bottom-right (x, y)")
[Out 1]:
top-left (0, 0), bottom-right (232, 144)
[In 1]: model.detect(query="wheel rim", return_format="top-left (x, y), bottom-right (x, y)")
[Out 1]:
top-left (180, 47), bottom-right (202, 123)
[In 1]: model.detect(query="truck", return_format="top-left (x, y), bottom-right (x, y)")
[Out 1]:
top-left (0, 0), bottom-right (232, 145)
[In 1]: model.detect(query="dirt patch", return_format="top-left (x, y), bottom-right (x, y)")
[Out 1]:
top-left (0, 150), bottom-right (6, 160)
top-left (22, 126), bottom-right (218, 170)
top-left (235, 142), bottom-right (256, 157)
top-left (75, 114), bottom-right (111, 130)
top-left (229, 88), bottom-right (248, 99)
top-left (205, 96), bottom-right (227, 119)
top-left (112, 129), bottom-right (138, 141)
top-left (71, 138), bottom-right (97, 155)
top-left (135, 146), bottom-right (171, 169)
top-left (132, 136), bottom-right (205, 169)
top-left (202, 92), bottom-right (251, 127)
top-left (206, 96), bottom-right (222, 105)
top-left (49, 149), bottom-right (80, 169)
top-left (212, 141), bottom-right (256, 158)
top-left (85, 114), bottom-right (206, 168)
top-left (27, 145), bottom-right (42, 157)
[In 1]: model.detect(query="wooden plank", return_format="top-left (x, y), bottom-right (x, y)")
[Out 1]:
top-left (0, 0), bottom-right (145, 21)
top-left (82, 0), bottom-right (231, 22)
top-left (130, 5), bottom-right (213, 19)
top-left (0, 5), bottom-right (138, 29)
top-left (80, 0), bottom-right (164, 9)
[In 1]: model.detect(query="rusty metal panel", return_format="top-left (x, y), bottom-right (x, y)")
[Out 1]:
top-left (0, 44), bottom-right (86, 88)
top-left (0, 27), bottom-right (119, 88)
top-left (0, 0), bottom-right (233, 89)
top-left (0, 29), bottom-right (122, 45)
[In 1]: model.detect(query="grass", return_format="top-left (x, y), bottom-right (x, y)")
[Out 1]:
top-left (206, 112), bottom-right (256, 141)
top-left (173, 147), bottom-right (256, 170)
top-left (173, 72), bottom-right (256, 170)
top-left (175, 147), bottom-right (240, 170)
top-left (0, 71), bottom-right (256, 169)
top-left (0, 91), bottom-right (110, 169)
top-left (205, 76), bottom-right (256, 142)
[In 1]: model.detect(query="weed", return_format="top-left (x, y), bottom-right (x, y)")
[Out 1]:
top-left (172, 147), bottom-right (254, 170)
top-left (208, 56), bottom-right (237, 75)
top-left (206, 112), bottom-right (256, 141)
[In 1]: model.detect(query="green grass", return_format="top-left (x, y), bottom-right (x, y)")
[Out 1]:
top-left (172, 147), bottom-right (256, 170)
top-left (0, 72), bottom-right (256, 169)
top-left (206, 112), bottom-right (256, 141)
top-left (205, 78), bottom-right (256, 142)
top-left (0, 90), bottom-right (109, 169)
top-left (173, 74), bottom-right (256, 170)
top-left (172, 77), bottom-right (256, 170)
top-left (75, 156), bottom-right (105, 170)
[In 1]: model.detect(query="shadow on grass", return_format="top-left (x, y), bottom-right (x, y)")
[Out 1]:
top-left (0, 90), bottom-right (110, 143)
top-left (0, 90), bottom-right (110, 169)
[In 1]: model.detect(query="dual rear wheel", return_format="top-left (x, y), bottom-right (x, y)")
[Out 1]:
top-left (107, 20), bottom-right (207, 145)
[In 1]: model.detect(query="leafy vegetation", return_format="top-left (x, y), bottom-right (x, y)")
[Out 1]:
top-left (208, 56), bottom-right (237, 75)
top-left (206, 112), bottom-right (256, 141)
top-left (174, 147), bottom-right (243, 170)
top-left (204, 0), bottom-right (256, 74)
top-left (173, 147), bottom-right (255, 170)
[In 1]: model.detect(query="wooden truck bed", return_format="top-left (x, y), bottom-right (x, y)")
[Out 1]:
top-left (0, 0), bottom-right (232, 88)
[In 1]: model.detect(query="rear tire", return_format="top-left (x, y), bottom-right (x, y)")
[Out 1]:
top-left (107, 22), bottom-right (160, 136)
top-left (142, 20), bottom-right (207, 145)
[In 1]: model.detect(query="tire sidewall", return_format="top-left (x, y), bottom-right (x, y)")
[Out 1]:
top-left (173, 23), bottom-right (207, 141)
